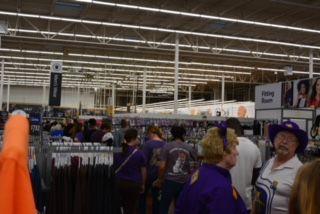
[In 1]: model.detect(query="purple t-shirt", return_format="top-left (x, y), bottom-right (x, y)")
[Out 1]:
top-left (160, 141), bottom-right (197, 183)
top-left (75, 132), bottom-right (84, 142)
top-left (176, 164), bottom-right (247, 214)
top-left (90, 130), bottom-right (105, 143)
top-left (142, 140), bottom-right (166, 181)
top-left (114, 146), bottom-right (147, 184)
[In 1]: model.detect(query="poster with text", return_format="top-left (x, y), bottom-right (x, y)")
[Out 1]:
top-left (255, 83), bottom-right (282, 109)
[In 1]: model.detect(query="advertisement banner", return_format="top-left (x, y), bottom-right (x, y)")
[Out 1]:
top-left (49, 61), bottom-right (63, 106)
top-left (255, 83), bottom-right (282, 109)
top-left (293, 79), bottom-right (311, 108)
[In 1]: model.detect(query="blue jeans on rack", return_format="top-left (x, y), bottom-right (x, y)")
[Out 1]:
top-left (159, 179), bottom-right (185, 214)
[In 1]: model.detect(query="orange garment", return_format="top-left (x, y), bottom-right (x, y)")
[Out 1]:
top-left (0, 115), bottom-right (36, 214)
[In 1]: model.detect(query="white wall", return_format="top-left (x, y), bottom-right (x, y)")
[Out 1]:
top-left (1, 86), bottom-right (95, 108)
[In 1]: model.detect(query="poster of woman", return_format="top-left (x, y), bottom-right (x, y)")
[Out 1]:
top-left (309, 78), bottom-right (320, 109)
top-left (293, 79), bottom-right (310, 108)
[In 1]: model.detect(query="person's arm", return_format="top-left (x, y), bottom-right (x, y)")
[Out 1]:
top-left (153, 161), bottom-right (166, 188)
top-left (158, 161), bottom-right (166, 181)
top-left (252, 146), bottom-right (262, 185)
top-left (153, 146), bottom-right (168, 188)
top-left (251, 168), bottom-right (261, 185)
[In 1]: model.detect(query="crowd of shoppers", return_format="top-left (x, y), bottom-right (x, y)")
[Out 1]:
top-left (43, 118), bottom-right (118, 146)
top-left (41, 117), bottom-right (320, 214)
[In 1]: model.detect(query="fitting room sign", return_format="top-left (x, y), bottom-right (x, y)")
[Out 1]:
top-left (49, 61), bottom-right (63, 106)
top-left (255, 83), bottom-right (282, 109)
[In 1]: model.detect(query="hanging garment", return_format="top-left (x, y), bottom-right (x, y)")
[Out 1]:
top-left (0, 115), bottom-right (37, 214)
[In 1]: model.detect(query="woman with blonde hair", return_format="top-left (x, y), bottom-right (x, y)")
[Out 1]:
top-left (289, 159), bottom-right (320, 214)
top-left (140, 125), bottom-right (166, 214)
top-left (175, 124), bottom-right (247, 214)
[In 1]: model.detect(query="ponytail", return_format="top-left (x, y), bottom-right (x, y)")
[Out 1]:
top-left (122, 128), bottom-right (138, 155)
top-left (122, 140), bottom-right (129, 155)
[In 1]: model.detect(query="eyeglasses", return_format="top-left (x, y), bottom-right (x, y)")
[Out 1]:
top-left (275, 133), bottom-right (298, 144)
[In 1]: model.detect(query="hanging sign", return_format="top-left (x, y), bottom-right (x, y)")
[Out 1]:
top-left (255, 83), bottom-right (282, 109)
top-left (49, 61), bottom-right (63, 106)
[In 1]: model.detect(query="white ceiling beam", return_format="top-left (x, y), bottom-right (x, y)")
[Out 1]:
top-left (7, 28), bottom-right (319, 62)
top-left (73, 0), bottom-right (320, 35)
top-left (0, 10), bottom-right (319, 49)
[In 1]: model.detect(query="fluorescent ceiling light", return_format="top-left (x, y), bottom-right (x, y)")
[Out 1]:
top-left (4, 65), bottom-right (228, 81)
top-left (1, 54), bottom-right (251, 75)
top-left (68, 53), bottom-right (311, 75)
top-left (4, 62), bottom-right (231, 79)
top-left (2, 54), bottom-right (316, 76)
top-left (69, 53), bottom-right (253, 74)
top-left (74, 0), bottom-right (320, 34)
top-left (9, 28), bottom-right (318, 61)
top-left (4, 67), bottom-right (211, 84)
top-left (1, 11), bottom-right (319, 49)
top-left (0, 48), bottom-right (62, 55)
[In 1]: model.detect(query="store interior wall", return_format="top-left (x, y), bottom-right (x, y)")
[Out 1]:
top-left (1, 86), bottom-right (95, 109)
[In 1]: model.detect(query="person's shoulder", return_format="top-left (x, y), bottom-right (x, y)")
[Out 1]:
top-left (237, 137), bottom-right (255, 144)
top-left (292, 155), bottom-right (303, 168)
top-left (181, 141), bottom-right (193, 149)
top-left (136, 149), bottom-right (145, 156)
top-left (238, 137), bottom-right (260, 149)
top-left (164, 141), bottom-right (173, 148)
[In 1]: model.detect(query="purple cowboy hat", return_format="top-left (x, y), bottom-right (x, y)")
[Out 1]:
top-left (269, 120), bottom-right (308, 153)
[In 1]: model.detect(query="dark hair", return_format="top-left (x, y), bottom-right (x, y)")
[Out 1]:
top-left (297, 80), bottom-right (310, 94)
top-left (122, 128), bottom-right (138, 155)
top-left (88, 118), bottom-right (97, 128)
top-left (74, 121), bottom-right (83, 133)
top-left (101, 119), bottom-right (112, 131)
top-left (226, 118), bottom-right (243, 136)
top-left (171, 125), bottom-right (186, 141)
top-left (310, 78), bottom-right (320, 101)
top-left (120, 119), bottom-right (129, 128)
top-left (147, 125), bottom-right (163, 139)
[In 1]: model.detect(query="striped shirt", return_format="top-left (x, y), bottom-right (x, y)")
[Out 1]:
top-left (254, 155), bottom-right (302, 214)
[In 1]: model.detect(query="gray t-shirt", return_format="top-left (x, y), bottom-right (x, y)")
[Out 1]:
top-left (113, 128), bottom-right (126, 147)
top-left (160, 141), bottom-right (197, 183)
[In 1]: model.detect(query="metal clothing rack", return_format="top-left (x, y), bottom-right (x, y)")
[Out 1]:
top-left (299, 141), bottom-right (320, 163)
top-left (35, 142), bottom-right (121, 189)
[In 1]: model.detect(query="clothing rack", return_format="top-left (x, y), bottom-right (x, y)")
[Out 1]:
top-left (299, 141), bottom-right (320, 163)
top-left (31, 142), bottom-right (122, 214)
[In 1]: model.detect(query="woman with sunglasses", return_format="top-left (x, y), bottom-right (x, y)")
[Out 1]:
top-left (114, 128), bottom-right (147, 214)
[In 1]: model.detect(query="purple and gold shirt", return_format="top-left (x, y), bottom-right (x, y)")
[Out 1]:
top-left (176, 164), bottom-right (247, 214)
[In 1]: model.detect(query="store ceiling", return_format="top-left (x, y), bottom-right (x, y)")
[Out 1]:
top-left (0, 0), bottom-right (319, 96)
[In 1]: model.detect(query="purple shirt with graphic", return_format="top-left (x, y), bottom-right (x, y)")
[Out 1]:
top-left (160, 141), bottom-right (197, 183)
top-left (142, 140), bottom-right (166, 182)
top-left (114, 146), bottom-right (147, 184)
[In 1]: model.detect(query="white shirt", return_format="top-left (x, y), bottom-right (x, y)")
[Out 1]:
top-left (231, 137), bottom-right (262, 210)
top-left (254, 155), bottom-right (302, 214)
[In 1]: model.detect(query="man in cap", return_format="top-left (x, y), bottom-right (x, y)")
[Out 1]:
top-left (253, 121), bottom-right (308, 214)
